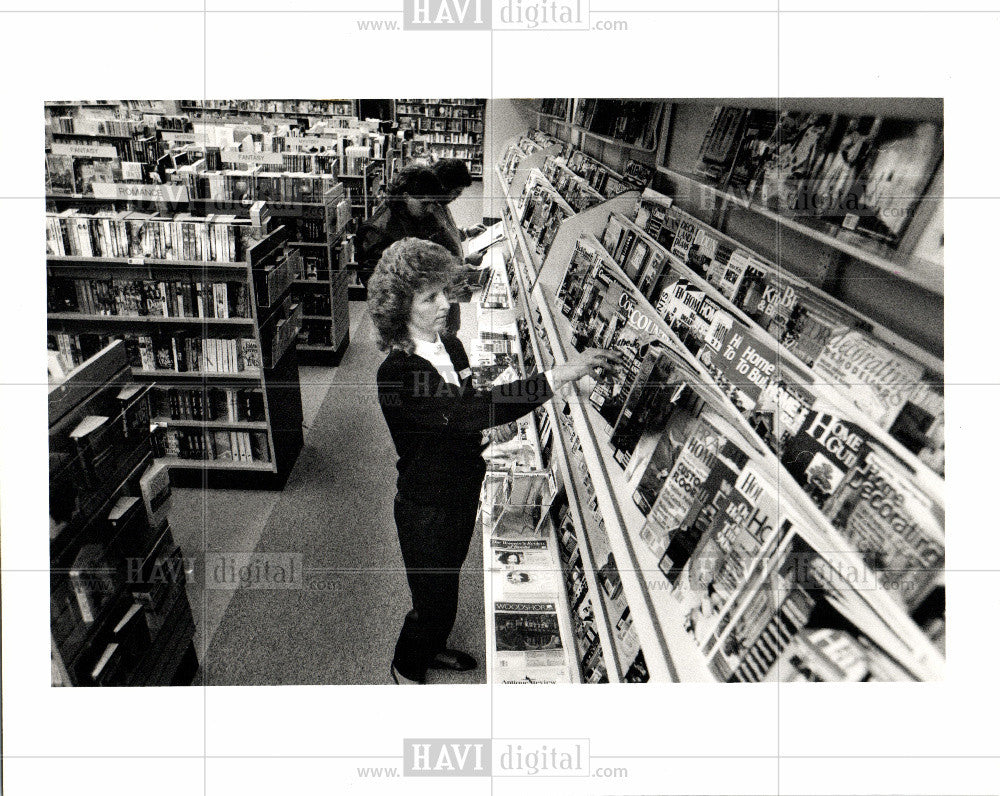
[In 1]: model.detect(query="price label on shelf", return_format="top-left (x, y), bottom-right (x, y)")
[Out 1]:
top-left (127, 257), bottom-right (144, 265)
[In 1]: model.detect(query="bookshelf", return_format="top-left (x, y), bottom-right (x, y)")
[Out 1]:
top-left (179, 99), bottom-right (357, 120)
top-left (47, 211), bottom-right (307, 489)
top-left (264, 185), bottom-right (353, 362)
top-left (395, 99), bottom-right (486, 178)
top-left (49, 340), bottom-right (198, 686)
top-left (496, 134), bottom-right (945, 682)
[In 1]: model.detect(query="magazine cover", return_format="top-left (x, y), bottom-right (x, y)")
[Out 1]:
top-left (491, 539), bottom-right (560, 600)
top-left (812, 328), bottom-right (925, 428)
top-left (494, 601), bottom-right (567, 677)
top-left (695, 106), bottom-right (746, 185)
top-left (672, 461), bottom-right (790, 649)
top-left (638, 410), bottom-right (734, 559)
top-left (810, 115), bottom-right (882, 226)
top-left (758, 111), bottom-right (838, 216)
top-left (843, 119), bottom-right (942, 245)
top-left (824, 446), bottom-right (945, 611)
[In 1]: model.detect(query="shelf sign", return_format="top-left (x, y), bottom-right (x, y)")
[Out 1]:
top-left (220, 148), bottom-right (284, 166)
top-left (92, 183), bottom-right (190, 202)
top-left (159, 130), bottom-right (199, 143)
top-left (284, 136), bottom-right (340, 148)
top-left (51, 142), bottom-right (118, 159)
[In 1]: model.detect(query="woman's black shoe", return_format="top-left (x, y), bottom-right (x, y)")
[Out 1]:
top-left (428, 649), bottom-right (477, 671)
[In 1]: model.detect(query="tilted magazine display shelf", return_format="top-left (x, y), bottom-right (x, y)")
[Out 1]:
top-left (535, 100), bottom-right (944, 354)
top-left (395, 99), bottom-right (486, 178)
top-left (504, 241), bottom-right (660, 684)
top-left (49, 340), bottom-right (198, 686)
top-left (598, 194), bottom-right (945, 486)
top-left (658, 102), bottom-right (943, 295)
top-left (497, 133), bottom-right (944, 682)
top-left (46, 206), bottom-right (306, 488)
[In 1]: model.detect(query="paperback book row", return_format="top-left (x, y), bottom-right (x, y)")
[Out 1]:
top-left (46, 209), bottom-right (265, 263)
top-left (53, 461), bottom-right (190, 686)
top-left (48, 277), bottom-right (250, 319)
top-left (412, 131), bottom-right (482, 146)
top-left (396, 100), bottom-right (484, 118)
top-left (553, 237), bottom-right (944, 675)
top-left (53, 474), bottom-right (164, 630)
top-left (155, 426), bottom-right (271, 465)
top-left (600, 188), bottom-right (945, 476)
top-left (170, 134), bottom-right (384, 180)
top-left (172, 167), bottom-right (345, 205)
top-left (182, 99), bottom-right (355, 117)
top-left (49, 331), bottom-right (116, 377)
top-left (46, 152), bottom-right (129, 196)
top-left (268, 130), bottom-right (388, 175)
top-left (49, 330), bottom-right (260, 377)
top-left (153, 386), bottom-right (266, 424)
top-left (301, 236), bottom-right (356, 280)
top-left (51, 387), bottom-right (153, 499)
top-left (405, 114), bottom-right (483, 132)
top-left (163, 124), bottom-right (372, 167)
top-left (411, 142), bottom-right (484, 161)
top-left (47, 115), bottom-right (143, 138)
top-left (693, 106), bottom-right (943, 250)
top-left (128, 333), bottom-right (261, 374)
top-left (56, 529), bottom-right (185, 670)
top-left (45, 107), bottom-right (163, 183)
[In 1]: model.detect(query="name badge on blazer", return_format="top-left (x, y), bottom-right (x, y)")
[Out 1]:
top-left (458, 367), bottom-right (472, 380)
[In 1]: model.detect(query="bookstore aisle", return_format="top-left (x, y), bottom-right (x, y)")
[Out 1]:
top-left (177, 203), bottom-right (487, 686)
top-left (47, 99), bottom-right (946, 687)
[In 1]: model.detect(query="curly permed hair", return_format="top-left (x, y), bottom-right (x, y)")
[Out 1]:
top-left (367, 237), bottom-right (461, 354)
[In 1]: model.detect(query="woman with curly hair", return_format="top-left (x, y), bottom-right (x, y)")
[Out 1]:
top-left (369, 237), bottom-right (621, 684)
